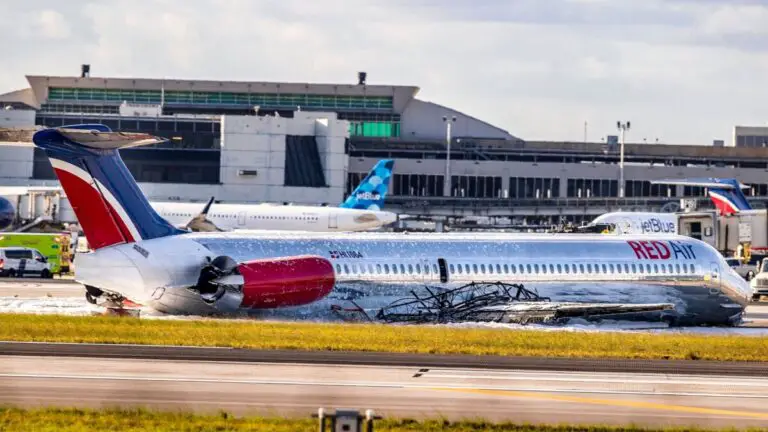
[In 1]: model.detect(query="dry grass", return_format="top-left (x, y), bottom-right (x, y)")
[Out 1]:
top-left (0, 407), bottom-right (755, 432)
top-left (0, 314), bottom-right (767, 361)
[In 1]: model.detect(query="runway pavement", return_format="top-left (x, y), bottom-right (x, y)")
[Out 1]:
top-left (1, 354), bottom-right (767, 428)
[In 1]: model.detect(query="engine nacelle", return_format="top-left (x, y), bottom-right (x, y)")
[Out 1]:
top-left (238, 255), bottom-right (335, 308)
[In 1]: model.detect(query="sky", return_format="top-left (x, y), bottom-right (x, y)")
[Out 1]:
top-left (1, 0), bottom-right (767, 144)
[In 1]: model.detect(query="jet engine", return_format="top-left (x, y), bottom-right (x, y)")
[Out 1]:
top-left (189, 254), bottom-right (335, 314)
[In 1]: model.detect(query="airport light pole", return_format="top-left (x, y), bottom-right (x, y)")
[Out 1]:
top-left (443, 115), bottom-right (456, 197)
top-left (617, 121), bottom-right (631, 198)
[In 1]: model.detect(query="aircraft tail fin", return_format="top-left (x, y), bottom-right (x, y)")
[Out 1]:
top-left (32, 124), bottom-right (184, 250)
top-left (651, 178), bottom-right (752, 216)
top-left (340, 159), bottom-right (394, 210)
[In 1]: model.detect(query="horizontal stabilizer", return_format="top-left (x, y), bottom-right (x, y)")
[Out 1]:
top-left (1, 125), bottom-right (166, 150)
top-left (650, 178), bottom-right (748, 190)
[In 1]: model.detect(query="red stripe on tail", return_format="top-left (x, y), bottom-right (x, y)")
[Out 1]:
top-left (54, 168), bottom-right (127, 249)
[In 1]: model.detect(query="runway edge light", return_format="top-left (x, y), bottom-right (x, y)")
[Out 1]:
top-left (313, 407), bottom-right (382, 432)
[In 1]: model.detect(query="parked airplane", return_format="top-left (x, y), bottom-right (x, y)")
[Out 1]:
top-left (152, 159), bottom-right (396, 232)
top-left (585, 178), bottom-right (752, 235)
top-left (31, 125), bottom-right (752, 326)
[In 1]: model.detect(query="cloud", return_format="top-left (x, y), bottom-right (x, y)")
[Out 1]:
top-left (0, 0), bottom-right (767, 145)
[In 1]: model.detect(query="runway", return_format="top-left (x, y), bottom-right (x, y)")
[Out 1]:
top-left (1, 354), bottom-right (767, 428)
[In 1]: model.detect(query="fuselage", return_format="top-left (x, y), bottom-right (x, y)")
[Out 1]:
top-left (73, 232), bottom-right (752, 326)
top-left (150, 201), bottom-right (397, 232)
top-left (589, 212), bottom-right (678, 235)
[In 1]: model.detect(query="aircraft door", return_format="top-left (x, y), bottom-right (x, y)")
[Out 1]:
top-left (709, 262), bottom-right (721, 295)
top-left (437, 258), bottom-right (449, 283)
top-left (329, 214), bottom-right (338, 229)
top-left (237, 211), bottom-right (246, 226)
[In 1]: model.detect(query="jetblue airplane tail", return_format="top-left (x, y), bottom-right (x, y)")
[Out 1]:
top-left (340, 159), bottom-right (394, 211)
top-left (651, 178), bottom-right (752, 216)
top-left (32, 125), bottom-right (184, 250)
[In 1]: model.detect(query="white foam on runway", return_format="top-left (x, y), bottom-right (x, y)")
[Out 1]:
top-left (1, 295), bottom-right (767, 335)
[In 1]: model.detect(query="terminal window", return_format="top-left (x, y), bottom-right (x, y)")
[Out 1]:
top-left (47, 87), bottom-right (393, 111)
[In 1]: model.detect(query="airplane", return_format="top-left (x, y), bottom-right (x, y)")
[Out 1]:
top-left (585, 178), bottom-right (753, 235)
top-left (30, 124), bottom-right (752, 326)
top-left (151, 159), bottom-right (397, 232)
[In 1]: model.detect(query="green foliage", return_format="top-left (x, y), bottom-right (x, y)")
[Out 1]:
top-left (0, 314), bottom-right (766, 361)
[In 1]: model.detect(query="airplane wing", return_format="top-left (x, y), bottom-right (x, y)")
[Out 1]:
top-left (472, 302), bottom-right (675, 324)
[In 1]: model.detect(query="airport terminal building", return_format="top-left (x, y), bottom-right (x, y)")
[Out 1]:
top-left (2, 70), bottom-right (768, 226)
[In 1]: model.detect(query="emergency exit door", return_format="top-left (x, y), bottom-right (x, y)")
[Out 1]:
top-left (328, 214), bottom-right (338, 229)
top-left (437, 258), bottom-right (449, 283)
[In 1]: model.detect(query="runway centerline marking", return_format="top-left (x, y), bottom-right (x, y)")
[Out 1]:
top-left (433, 388), bottom-right (768, 420)
top-left (3, 373), bottom-right (768, 400)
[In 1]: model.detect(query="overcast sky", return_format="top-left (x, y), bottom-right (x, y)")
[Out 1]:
top-left (2, 0), bottom-right (767, 144)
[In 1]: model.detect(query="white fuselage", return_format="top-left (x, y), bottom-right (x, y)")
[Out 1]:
top-left (589, 212), bottom-right (678, 235)
top-left (150, 201), bottom-right (397, 232)
top-left (73, 231), bottom-right (752, 326)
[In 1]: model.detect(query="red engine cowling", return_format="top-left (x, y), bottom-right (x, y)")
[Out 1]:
top-left (238, 255), bottom-right (335, 308)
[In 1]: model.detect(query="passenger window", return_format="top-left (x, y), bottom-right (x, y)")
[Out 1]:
top-left (480, 264), bottom-right (486, 274)
top-left (653, 264), bottom-right (659, 273)
top-left (564, 264), bottom-right (570, 274)
top-left (616, 264), bottom-right (622, 274)
top-left (432, 264), bottom-right (438, 274)
top-left (488, 264), bottom-right (494, 274)
top-left (496, 264), bottom-right (501, 274)
top-left (425, 265), bottom-right (430, 275)
top-left (542, 264), bottom-right (548, 274)
top-left (361, 265), bottom-right (367, 274)
top-left (510, 264), bottom-right (516, 274)
top-left (668, 264), bottom-right (674, 273)
top-left (526, 264), bottom-right (532, 273)
top-left (473, 264), bottom-right (479, 273)
top-left (534, 264), bottom-right (540, 273)
top-left (416, 264), bottom-right (422, 273)
top-left (503, 264), bottom-right (509, 273)
top-left (383, 264), bottom-right (389, 274)
top-left (549, 264), bottom-right (555, 273)
top-left (556, 264), bottom-right (562, 273)
top-left (335, 264), bottom-right (342, 274)
top-left (457, 264), bottom-right (463, 274)
top-left (465, 264), bottom-right (470, 273)
top-left (449, 264), bottom-right (455, 273)
top-left (638, 264), bottom-right (644, 274)
top-left (408, 264), bottom-right (414, 274)
top-left (609, 264), bottom-right (615, 273)
top-left (392, 265), bottom-right (399, 275)
top-left (631, 264), bottom-right (636, 273)
top-left (400, 264), bottom-right (406, 274)
top-left (343, 264), bottom-right (350, 274)
top-left (369, 264), bottom-right (374, 273)
top-left (352, 264), bottom-right (358, 274)
top-left (646, 264), bottom-right (652, 274)
top-left (675, 263), bottom-right (681, 274)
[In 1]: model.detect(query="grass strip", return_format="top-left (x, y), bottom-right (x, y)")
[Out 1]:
top-left (1, 314), bottom-right (767, 361)
top-left (0, 407), bottom-right (758, 432)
